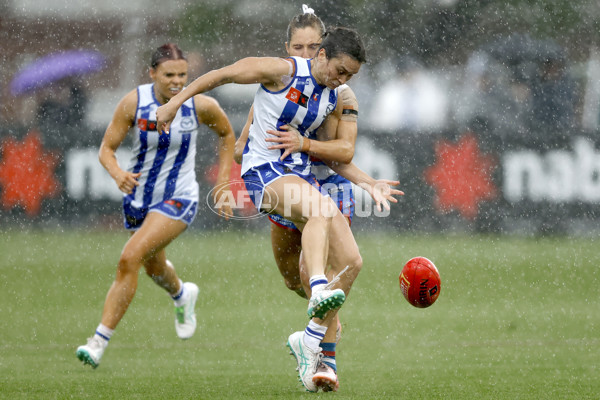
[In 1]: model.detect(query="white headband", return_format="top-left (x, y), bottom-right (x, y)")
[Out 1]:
top-left (302, 4), bottom-right (314, 14)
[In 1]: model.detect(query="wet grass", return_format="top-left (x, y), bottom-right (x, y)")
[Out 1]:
top-left (0, 230), bottom-right (598, 399)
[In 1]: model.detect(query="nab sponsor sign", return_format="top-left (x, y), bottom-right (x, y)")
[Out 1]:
top-left (503, 137), bottom-right (600, 203)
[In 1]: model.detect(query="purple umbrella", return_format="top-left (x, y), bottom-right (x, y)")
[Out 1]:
top-left (10, 49), bottom-right (106, 95)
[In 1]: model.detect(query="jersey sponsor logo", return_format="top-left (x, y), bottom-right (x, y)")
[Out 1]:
top-left (165, 199), bottom-right (183, 210)
top-left (125, 214), bottom-right (143, 228)
top-left (137, 118), bottom-right (157, 131)
top-left (321, 103), bottom-right (336, 120)
top-left (285, 87), bottom-right (309, 108)
top-left (180, 117), bottom-right (194, 130)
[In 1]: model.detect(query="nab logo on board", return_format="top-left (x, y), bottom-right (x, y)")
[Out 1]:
top-left (503, 137), bottom-right (600, 203)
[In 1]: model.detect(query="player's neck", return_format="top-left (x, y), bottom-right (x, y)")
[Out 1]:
top-left (153, 87), bottom-right (170, 105)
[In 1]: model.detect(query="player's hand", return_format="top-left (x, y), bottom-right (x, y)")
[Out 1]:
top-left (114, 171), bottom-right (141, 194)
top-left (359, 179), bottom-right (404, 212)
top-left (213, 184), bottom-right (233, 220)
top-left (265, 125), bottom-right (305, 160)
top-left (156, 102), bottom-right (178, 135)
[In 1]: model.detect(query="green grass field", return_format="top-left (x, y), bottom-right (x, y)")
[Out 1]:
top-left (0, 229), bottom-right (598, 399)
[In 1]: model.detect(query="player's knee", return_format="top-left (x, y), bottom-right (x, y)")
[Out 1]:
top-left (117, 250), bottom-right (143, 275)
top-left (346, 253), bottom-right (363, 277)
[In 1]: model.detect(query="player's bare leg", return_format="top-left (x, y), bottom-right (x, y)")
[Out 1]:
top-left (268, 176), bottom-right (347, 391)
top-left (144, 250), bottom-right (180, 295)
top-left (77, 213), bottom-right (190, 368)
top-left (298, 210), bottom-right (360, 390)
top-left (100, 213), bottom-right (187, 330)
top-left (322, 209), bottom-right (363, 295)
top-left (144, 246), bottom-right (199, 339)
top-left (264, 176), bottom-right (334, 278)
top-left (270, 223), bottom-right (306, 298)
top-left (265, 176), bottom-right (345, 318)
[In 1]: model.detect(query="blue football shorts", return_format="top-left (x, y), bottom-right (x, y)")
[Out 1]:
top-left (122, 197), bottom-right (198, 231)
top-left (243, 161), bottom-right (323, 230)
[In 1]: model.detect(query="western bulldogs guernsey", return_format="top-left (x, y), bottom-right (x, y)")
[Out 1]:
top-left (241, 56), bottom-right (338, 176)
top-left (124, 83), bottom-right (199, 210)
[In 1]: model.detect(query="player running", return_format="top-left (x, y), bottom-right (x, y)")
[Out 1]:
top-left (76, 43), bottom-right (235, 369)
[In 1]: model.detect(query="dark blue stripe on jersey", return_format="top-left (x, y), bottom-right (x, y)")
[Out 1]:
top-left (329, 89), bottom-right (338, 110)
top-left (181, 104), bottom-right (191, 117)
top-left (276, 77), bottom-right (307, 130)
top-left (162, 104), bottom-right (193, 199)
top-left (243, 137), bottom-right (250, 157)
top-left (126, 109), bottom-right (150, 202)
top-left (276, 76), bottom-right (308, 163)
top-left (131, 131), bottom-right (148, 175)
top-left (297, 85), bottom-right (324, 133)
top-left (143, 131), bottom-right (171, 207)
top-left (163, 132), bottom-right (191, 200)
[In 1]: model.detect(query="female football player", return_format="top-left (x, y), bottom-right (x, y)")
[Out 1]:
top-left (156, 23), bottom-right (396, 393)
top-left (76, 43), bottom-right (235, 369)
top-left (232, 6), bottom-right (402, 392)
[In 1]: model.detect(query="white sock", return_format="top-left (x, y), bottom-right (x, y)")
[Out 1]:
top-left (309, 275), bottom-right (328, 294)
top-left (303, 320), bottom-right (327, 352)
top-left (94, 324), bottom-right (113, 346)
top-left (172, 280), bottom-right (186, 307)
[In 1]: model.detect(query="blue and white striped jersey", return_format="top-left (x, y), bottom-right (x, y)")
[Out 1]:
top-left (124, 83), bottom-right (199, 209)
top-left (241, 56), bottom-right (338, 176)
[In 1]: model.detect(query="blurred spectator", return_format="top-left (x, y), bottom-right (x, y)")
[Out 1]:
top-left (36, 80), bottom-right (88, 148)
top-left (456, 35), bottom-right (578, 149)
top-left (368, 55), bottom-right (448, 133)
top-left (456, 51), bottom-right (532, 146)
top-left (529, 51), bottom-right (577, 137)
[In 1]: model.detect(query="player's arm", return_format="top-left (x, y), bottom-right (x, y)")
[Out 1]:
top-left (234, 104), bottom-right (254, 164)
top-left (196, 94), bottom-right (236, 219)
top-left (265, 86), bottom-right (358, 163)
top-left (157, 57), bottom-right (293, 133)
top-left (326, 161), bottom-right (404, 212)
top-left (313, 85), bottom-right (359, 163)
top-left (98, 89), bottom-right (141, 194)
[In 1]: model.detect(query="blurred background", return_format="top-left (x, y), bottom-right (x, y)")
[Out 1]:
top-left (3, 0), bottom-right (600, 235)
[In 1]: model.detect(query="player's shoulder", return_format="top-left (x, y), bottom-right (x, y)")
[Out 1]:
top-left (338, 84), bottom-right (357, 102)
top-left (121, 87), bottom-right (139, 103)
top-left (115, 88), bottom-right (139, 118)
top-left (192, 93), bottom-right (221, 111)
